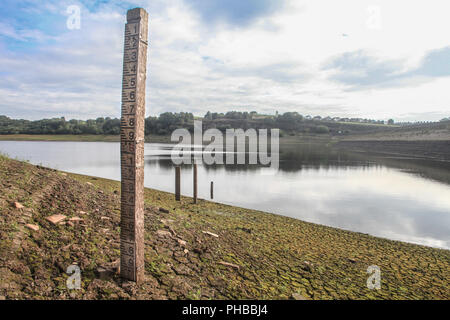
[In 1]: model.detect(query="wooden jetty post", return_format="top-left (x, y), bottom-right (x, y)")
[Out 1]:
top-left (175, 166), bottom-right (181, 201)
top-left (210, 181), bottom-right (214, 199)
top-left (193, 164), bottom-right (198, 203)
top-left (120, 7), bottom-right (148, 283)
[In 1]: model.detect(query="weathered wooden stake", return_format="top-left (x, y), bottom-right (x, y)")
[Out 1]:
top-left (210, 181), bottom-right (214, 199)
top-left (193, 164), bottom-right (198, 203)
top-left (175, 166), bottom-right (181, 201)
top-left (120, 7), bottom-right (148, 283)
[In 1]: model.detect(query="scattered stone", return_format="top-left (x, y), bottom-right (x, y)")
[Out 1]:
top-left (96, 267), bottom-right (114, 280)
top-left (61, 173), bottom-right (67, 176)
top-left (183, 249), bottom-right (189, 254)
top-left (161, 219), bottom-right (174, 225)
top-left (237, 227), bottom-right (252, 234)
top-left (67, 221), bottom-right (74, 227)
top-left (168, 226), bottom-right (177, 237)
top-left (156, 230), bottom-right (172, 238)
top-left (25, 224), bottom-right (39, 231)
top-left (101, 216), bottom-right (111, 221)
top-left (69, 217), bottom-right (83, 222)
top-left (173, 264), bottom-right (192, 276)
top-left (159, 207), bottom-right (169, 214)
top-left (22, 212), bottom-right (32, 218)
top-left (121, 281), bottom-right (137, 294)
top-left (291, 293), bottom-right (308, 300)
top-left (78, 210), bottom-right (87, 215)
top-left (106, 259), bottom-right (120, 274)
top-left (13, 202), bottom-right (24, 209)
top-left (300, 261), bottom-right (313, 272)
top-left (54, 261), bottom-right (66, 273)
top-left (218, 261), bottom-right (240, 270)
top-left (202, 231), bottom-right (219, 238)
top-left (86, 182), bottom-right (93, 186)
top-left (94, 209), bottom-right (100, 213)
top-left (177, 239), bottom-right (187, 247)
top-left (46, 214), bottom-right (66, 225)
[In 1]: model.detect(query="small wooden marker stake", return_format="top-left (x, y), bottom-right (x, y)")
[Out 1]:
top-left (193, 164), bottom-right (198, 204)
top-left (175, 166), bottom-right (181, 201)
top-left (210, 181), bottom-right (214, 199)
top-left (120, 7), bottom-right (148, 283)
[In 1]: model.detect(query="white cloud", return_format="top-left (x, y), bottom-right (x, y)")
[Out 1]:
top-left (0, 0), bottom-right (450, 121)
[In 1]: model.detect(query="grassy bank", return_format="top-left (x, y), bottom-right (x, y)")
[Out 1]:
top-left (0, 155), bottom-right (449, 300)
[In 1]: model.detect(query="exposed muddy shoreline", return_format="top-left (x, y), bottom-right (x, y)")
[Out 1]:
top-left (336, 140), bottom-right (450, 162)
top-left (0, 155), bottom-right (448, 300)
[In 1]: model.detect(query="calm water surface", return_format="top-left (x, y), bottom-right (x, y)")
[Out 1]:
top-left (1, 140), bottom-right (449, 249)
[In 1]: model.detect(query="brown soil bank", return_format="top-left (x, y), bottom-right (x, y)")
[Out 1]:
top-left (336, 140), bottom-right (450, 161)
top-left (0, 155), bottom-right (449, 300)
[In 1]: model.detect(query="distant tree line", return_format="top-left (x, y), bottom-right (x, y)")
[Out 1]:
top-left (0, 113), bottom-right (194, 136)
top-left (0, 110), bottom-right (401, 136)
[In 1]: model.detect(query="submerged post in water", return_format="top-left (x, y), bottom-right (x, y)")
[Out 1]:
top-left (175, 166), bottom-right (181, 201)
top-left (120, 7), bottom-right (148, 283)
top-left (193, 164), bottom-right (198, 204)
top-left (210, 181), bottom-right (214, 199)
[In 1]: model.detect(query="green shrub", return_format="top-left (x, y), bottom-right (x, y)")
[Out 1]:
top-left (313, 125), bottom-right (329, 134)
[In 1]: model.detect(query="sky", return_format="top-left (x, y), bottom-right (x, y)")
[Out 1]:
top-left (1, 0), bottom-right (450, 122)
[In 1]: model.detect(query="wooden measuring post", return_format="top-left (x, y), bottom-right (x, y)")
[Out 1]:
top-left (120, 7), bottom-right (148, 283)
top-left (175, 166), bottom-right (181, 201)
top-left (210, 181), bottom-right (214, 199)
top-left (193, 164), bottom-right (198, 204)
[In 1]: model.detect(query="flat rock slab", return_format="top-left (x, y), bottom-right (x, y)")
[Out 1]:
top-left (291, 293), bottom-right (309, 300)
top-left (13, 202), bottom-right (24, 209)
top-left (218, 261), bottom-right (240, 270)
top-left (160, 219), bottom-right (174, 225)
top-left (25, 224), bottom-right (39, 231)
top-left (202, 231), bottom-right (219, 238)
top-left (46, 214), bottom-right (67, 225)
top-left (156, 230), bottom-right (172, 238)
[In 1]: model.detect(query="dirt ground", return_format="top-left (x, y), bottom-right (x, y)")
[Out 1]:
top-left (0, 155), bottom-right (449, 300)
